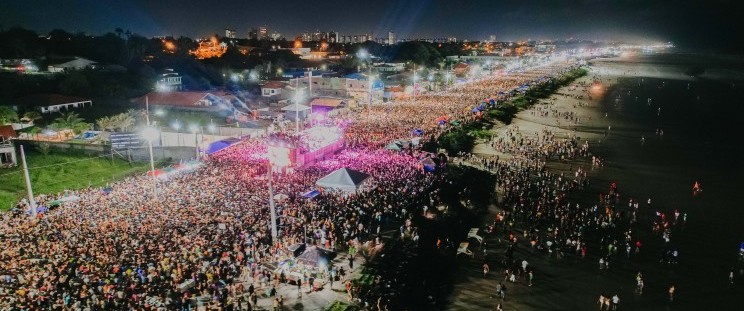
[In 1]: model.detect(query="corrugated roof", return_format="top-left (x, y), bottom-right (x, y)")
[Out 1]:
top-left (262, 81), bottom-right (287, 89)
top-left (0, 125), bottom-right (17, 139)
top-left (309, 98), bottom-right (346, 108)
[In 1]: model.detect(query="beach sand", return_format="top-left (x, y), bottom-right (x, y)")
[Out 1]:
top-left (447, 54), bottom-right (744, 310)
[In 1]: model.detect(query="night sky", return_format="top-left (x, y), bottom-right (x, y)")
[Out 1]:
top-left (0, 0), bottom-right (740, 51)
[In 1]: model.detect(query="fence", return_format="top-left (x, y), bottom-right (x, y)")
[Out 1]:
top-left (12, 140), bottom-right (199, 163)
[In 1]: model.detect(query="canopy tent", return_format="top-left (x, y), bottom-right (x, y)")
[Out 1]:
top-left (316, 167), bottom-right (370, 192)
top-left (385, 140), bottom-right (403, 151)
top-left (296, 246), bottom-right (336, 267)
top-left (206, 138), bottom-right (241, 155)
top-left (420, 158), bottom-right (437, 172)
top-left (25, 206), bottom-right (49, 215)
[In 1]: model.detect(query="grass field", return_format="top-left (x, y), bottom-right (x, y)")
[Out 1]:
top-left (0, 151), bottom-right (150, 210)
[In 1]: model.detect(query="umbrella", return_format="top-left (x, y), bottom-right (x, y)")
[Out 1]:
top-left (26, 206), bottom-right (49, 215)
top-left (273, 194), bottom-right (289, 201)
top-left (412, 129), bottom-right (424, 136)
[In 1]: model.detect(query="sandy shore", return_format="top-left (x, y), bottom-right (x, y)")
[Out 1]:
top-left (447, 57), bottom-right (690, 311)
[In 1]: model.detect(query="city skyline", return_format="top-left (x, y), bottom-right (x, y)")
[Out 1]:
top-left (0, 0), bottom-right (741, 51)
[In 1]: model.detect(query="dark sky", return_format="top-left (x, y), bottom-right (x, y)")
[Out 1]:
top-left (0, 0), bottom-right (741, 50)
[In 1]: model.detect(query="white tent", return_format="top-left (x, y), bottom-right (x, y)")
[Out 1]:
top-left (316, 167), bottom-right (370, 192)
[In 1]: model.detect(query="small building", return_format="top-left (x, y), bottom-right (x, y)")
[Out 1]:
top-left (156, 69), bottom-right (182, 91)
top-left (47, 57), bottom-right (97, 73)
top-left (373, 63), bottom-right (405, 73)
top-left (261, 81), bottom-right (287, 97)
top-left (384, 86), bottom-right (406, 100)
top-left (15, 94), bottom-right (93, 114)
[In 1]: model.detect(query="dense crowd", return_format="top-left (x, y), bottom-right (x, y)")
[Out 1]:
top-left (0, 59), bottom-right (580, 310)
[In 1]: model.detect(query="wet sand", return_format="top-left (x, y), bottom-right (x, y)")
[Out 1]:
top-left (448, 54), bottom-right (744, 310)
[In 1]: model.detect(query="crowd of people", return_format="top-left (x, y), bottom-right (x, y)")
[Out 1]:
top-left (0, 59), bottom-right (582, 310)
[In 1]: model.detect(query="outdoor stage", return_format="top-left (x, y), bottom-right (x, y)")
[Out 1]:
top-left (268, 125), bottom-right (345, 170)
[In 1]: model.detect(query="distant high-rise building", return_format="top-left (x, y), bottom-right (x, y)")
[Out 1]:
top-left (225, 28), bottom-right (236, 39)
top-left (328, 31), bottom-right (338, 43)
top-left (270, 32), bottom-right (281, 41)
top-left (248, 28), bottom-right (258, 39)
top-left (489, 35), bottom-right (496, 42)
top-left (259, 26), bottom-right (268, 39)
top-left (388, 31), bottom-right (396, 45)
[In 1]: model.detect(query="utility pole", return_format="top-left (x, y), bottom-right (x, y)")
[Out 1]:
top-left (413, 64), bottom-right (417, 104)
top-left (20, 145), bottom-right (37, 218)
top-left (267, 163), bottom-right (278, 240)
top-left (295, 78), bottom-right (300, 134)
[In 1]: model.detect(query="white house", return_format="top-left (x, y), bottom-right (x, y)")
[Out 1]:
top-left (261, 81), bottom-right (287, 97)
top-left (16, 94), bottom-right (93, 114)
top-left (47, 57), bottom-right (97, 73)
top-left (156, 69), bottom-right (183, 91)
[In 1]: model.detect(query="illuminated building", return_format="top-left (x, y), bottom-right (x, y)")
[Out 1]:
top-left (259, 26), bottom-right (268, 39)
top-left (189, 37), bottom-right (227, 59)
top-left (225, 28), bottom-right (236, 39)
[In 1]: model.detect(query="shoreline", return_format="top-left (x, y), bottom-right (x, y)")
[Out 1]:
top-left (446, 63), bottom-right (617, 311)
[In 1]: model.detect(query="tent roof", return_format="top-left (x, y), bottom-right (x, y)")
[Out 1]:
top-left (296, 246), bottom-right (335, 266)
top-left (316, 167), bottom-right (370, 190)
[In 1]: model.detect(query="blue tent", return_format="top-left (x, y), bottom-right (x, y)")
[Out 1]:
top-left (207, 138), bottom-right (241, 155)
top-left (420, 158), bottom-right (437, 172)
top-left (302, 189), bottom-right (320, 198)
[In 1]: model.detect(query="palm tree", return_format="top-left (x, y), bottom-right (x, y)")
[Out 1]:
top-left (0, 106), bottom-right (19, 124)
top-left (96, 116), bottom-right (116, 132)
top-left (51, 111), bottom-right (90, 134)
top-left (21, 111), bottom-right (42, 124)
top-left (111, 112), bottom-right (135, 132)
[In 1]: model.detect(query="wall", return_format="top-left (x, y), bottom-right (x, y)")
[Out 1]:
top-left (12, 140), bottom-right (199, 163)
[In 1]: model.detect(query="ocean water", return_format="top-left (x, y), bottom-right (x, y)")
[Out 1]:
top-left (585, 52), bottom-right (744, 309)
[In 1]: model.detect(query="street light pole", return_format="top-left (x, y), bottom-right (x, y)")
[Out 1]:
top-left (20, 145), bottom-right (36, 218)
top-left (147, 136), bottom-right (157, 200)
top-left (194, 128), bottom-right (199, 159)
top-left (295, 78), bottom-right (300, 134)
top-left (144, 96), bottom-right (157, 200)
top-left (368, 68), bottom-right (373, 117)
top-left (267, 163), bottom-right (278, 240)
top-left (412, 64), bottom-right (417, 105)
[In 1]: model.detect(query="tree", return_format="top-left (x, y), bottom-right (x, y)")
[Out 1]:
top-left (0, 106), bottom-right (19, 124)
top-left (110, 112), bottom-right (135, 132)
top-left (21, 111), bottom-right (42, 124)
top-left (96, 116), bottom-right (115, 132)
top-left (51, 112), bottom-right (90, 134)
